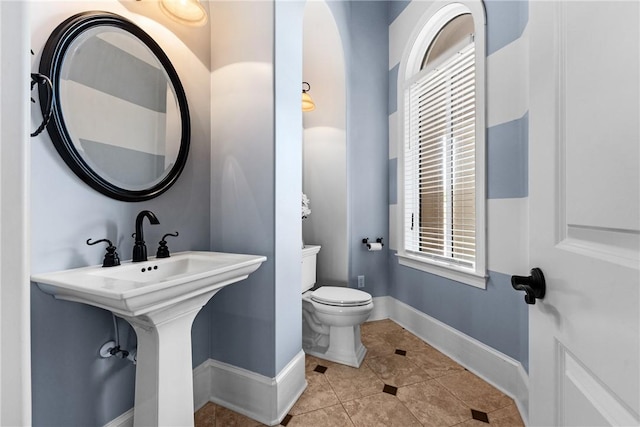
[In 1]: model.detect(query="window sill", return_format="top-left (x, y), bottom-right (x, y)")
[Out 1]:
top-left (396, 252), bottom-right (487, 289)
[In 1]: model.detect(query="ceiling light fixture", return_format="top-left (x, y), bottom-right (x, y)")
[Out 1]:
top-left (160, 0), bottom-right (208, 27)
top-left (302, 82), bottom-right (316, 112)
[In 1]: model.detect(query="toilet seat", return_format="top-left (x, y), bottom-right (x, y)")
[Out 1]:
top-left (310, 287), bottom-right (372, 307)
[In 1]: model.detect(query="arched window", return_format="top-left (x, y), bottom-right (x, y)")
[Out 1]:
top-left (398, 1), bottom-right (486, 288)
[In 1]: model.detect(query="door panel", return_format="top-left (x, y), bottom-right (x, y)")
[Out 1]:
top-left (560, 346), bottom-right (638, 426)
top-left (529, 1), bottom-right (639, 425)
top-left (563, 2), bottom-right (639, 233)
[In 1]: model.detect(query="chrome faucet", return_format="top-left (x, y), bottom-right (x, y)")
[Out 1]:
top-left (132, 210), bottom-right (160, 262)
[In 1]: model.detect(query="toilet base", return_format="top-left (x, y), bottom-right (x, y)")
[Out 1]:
top-left (303, 324), bottom-right (367, 368)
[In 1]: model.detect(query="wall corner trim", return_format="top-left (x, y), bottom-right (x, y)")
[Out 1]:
top-left (370, 296), bottom-right (529, 424)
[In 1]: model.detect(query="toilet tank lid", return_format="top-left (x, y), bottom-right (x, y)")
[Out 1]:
top-left (311, 286), bottom-right (372, 306)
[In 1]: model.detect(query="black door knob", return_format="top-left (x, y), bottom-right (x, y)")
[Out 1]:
top-left (511, 268), bottom-right (546, 305)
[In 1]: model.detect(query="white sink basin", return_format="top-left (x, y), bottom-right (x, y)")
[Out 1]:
top-left (32, 251), bottom-right (266, 317)
top-left (31, 250), bottom-right (266, 427)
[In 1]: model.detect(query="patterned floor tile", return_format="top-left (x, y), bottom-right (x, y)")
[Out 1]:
top-left (361, 319), bottom-right (404, 336)
top-left (194, 402), bottom-right (216, 427)
top-left (342, 392), bottom-right (421, 427)
top-left (396, 380), bottom-right (471, 427)
top-left (365, 353), bottom-right (431, 387)
top-left (194, 319), bottom-right (525, 427)
top-left (379, 330), bottom-right (432, 353)
top-left (304, 354), bottom-right (334, 373)
top-left (487, 403), bottom-right (526, 427)
top-left (289, 368), bottom-right (340, 416)
top-left (435, 370), bottom-right (513, 413)
top-left (322, 359), bottom-right (385, 402)
top-left (405, 344), bottom-right (465, 378)
top-left (361, 333), bottom-right (397, 359)
top-left (214, 404), bottom-right (266, 426)
top-left (286, 404), bottom-right (354, 427)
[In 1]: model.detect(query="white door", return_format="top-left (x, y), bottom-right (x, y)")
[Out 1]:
top-left (528, 1), bottom-right (639, 426)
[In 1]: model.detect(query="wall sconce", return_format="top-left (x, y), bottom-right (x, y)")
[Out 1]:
top-left (160, 0), bottom-right (208, 27)
top-left (302, 82), bottom-right (316, 112)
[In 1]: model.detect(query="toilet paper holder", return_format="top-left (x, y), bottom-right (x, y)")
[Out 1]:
top-left (362, 238), bottom-right (384, 250)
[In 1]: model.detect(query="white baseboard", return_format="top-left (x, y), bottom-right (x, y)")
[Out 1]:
top-left (368, 295), bottom-right (395, 321)
top-left (104, 351), bottom-right (306, 427)
top-left (371, 296), bottom-right (529, 424)
top-left (193, 359), bottom-right (213, 412)
top-left (514, 363), bottom-right (530, 426)
top-left (103, 408), bottom-right (133, 427)
top-left (205, 350), bottom-right (307, 425)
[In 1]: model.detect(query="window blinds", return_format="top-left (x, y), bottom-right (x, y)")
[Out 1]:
top-left (404, 42), bottom-right (476, 268)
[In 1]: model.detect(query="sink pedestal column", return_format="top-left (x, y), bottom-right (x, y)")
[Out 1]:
top-left (121, 290), bottom-right (219, 427)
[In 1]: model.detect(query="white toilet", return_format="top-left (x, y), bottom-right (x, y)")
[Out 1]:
top-left (301, 245), bottom-right (373, 368)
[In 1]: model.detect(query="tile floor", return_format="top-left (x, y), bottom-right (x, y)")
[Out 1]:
top-left (194, 319), bottom-right (525, 427)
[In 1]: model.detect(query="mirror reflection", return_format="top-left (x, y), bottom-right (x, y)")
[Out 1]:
top-left (59, 27), bottom-right (182, 190)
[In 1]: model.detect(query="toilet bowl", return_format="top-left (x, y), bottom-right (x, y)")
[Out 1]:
top-left (301, 245), bottom-right (373, 368)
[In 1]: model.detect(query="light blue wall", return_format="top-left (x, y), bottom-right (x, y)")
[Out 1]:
top-left (348, 1), bottom-right (390, 297)
top-left (387, 0), bottom-right (530, 370)
top-left (208, 0), bottom-right (277, 377)
top-left (387, 0), bottom-right (411, 25)
top-left (208, 0), bottom-right (304, 377)
top-left (488, 113), bottom-right (529, 199)
top-left (29, 4), bottom-right (211, 425)
top-left (326, 0), bottom-right (390, 297)
top-left (484, 0), bottom-right (528, 55)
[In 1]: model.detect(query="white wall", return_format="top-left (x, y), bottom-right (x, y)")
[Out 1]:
top-left (302, 0), bottom-right (348, 286)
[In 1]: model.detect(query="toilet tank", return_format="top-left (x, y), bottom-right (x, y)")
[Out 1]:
top-left (301, 245), bottom-right (321, 293)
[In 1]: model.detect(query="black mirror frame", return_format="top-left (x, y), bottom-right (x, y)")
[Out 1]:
top-left (38, 11), bottom-right (190, 202)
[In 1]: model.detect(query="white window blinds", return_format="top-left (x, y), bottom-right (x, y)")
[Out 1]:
top-left (404, 42), bottom-right (476, 269)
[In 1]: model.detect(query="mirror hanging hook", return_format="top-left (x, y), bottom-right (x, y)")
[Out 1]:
top-left (31, 48), bottom-right (53, 137)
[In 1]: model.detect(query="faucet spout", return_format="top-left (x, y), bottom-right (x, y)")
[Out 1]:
top-left (133, 210), bottom-right (160, 262)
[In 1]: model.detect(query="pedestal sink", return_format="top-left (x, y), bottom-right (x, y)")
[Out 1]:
top-left (31, 251), bottom-right (266, 427)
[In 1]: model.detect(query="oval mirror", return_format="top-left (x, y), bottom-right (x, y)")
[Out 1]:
top-left (39, 11), bottom-right (190, 202)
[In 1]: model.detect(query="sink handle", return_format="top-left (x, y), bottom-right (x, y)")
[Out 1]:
top-left (156, 232), bottom-right (179, 259)
top-left (86, 238), bottom-right (121, 268)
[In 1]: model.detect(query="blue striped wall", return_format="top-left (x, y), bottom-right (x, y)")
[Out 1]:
top-left (387, 0), bottom-right (530, 370)
top-left (488, 113), bottom-right (528, 199)
top-left (484, 0), bottom-right (528, 55)
top-left (388, 0), bottom-right (411, 25)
